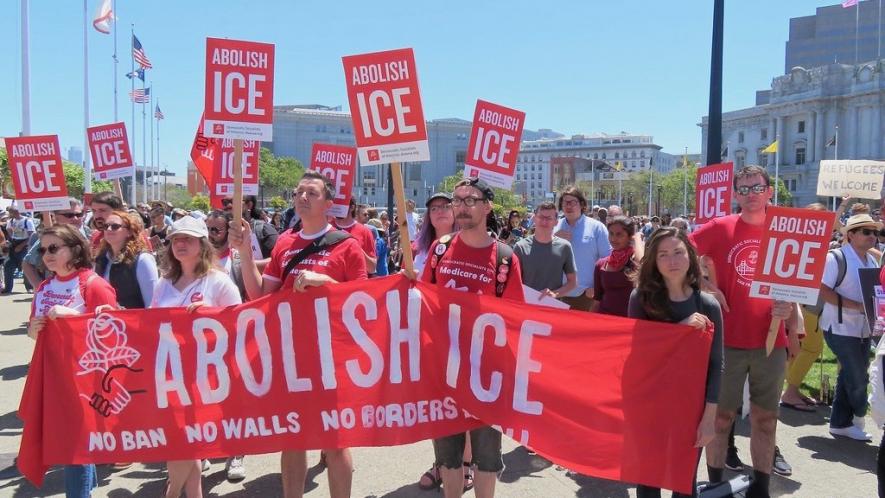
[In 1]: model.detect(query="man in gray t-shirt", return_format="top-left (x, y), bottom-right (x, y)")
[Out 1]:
top-left (513, 202), bottom-right (577, 300)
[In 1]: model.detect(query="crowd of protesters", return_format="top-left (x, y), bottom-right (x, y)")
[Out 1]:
top-left (4, 163), bottom-right (885, 498)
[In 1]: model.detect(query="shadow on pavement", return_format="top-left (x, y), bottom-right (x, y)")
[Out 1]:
top-left (777, 403), bottom-right (830, 428)
top-left (375, 482), bottom-right (427, 497)
top-left (0, 324), bottom-right (27, 336)
top-left (0, 465), bottom-right (64, 497)
top-left (770, 473), bottom-right (803, 496)
top-left (499, 446), bottom-right (553, 484)
top-left (0, 411), bottom-right (24, 433)
top-left (567, 472), bottom-right (632, 498)
top-left (0, 364), bottom-right (29, 381)
top-left (797, 435), bottom-right (878, 474)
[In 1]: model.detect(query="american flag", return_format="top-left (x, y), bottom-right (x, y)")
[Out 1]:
top-left (132, 34), bottom-right (153, 69)
top-left (155, 104), bottom-right (164, 120)
top-left (129, 87), bottom-right (151, 104)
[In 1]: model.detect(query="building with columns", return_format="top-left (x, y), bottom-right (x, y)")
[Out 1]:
top-left (700, 61), bottom-right (884, 207)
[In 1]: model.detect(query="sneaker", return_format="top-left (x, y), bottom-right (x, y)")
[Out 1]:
top-left (853, 416), bottom-right (866, 431)
top-left (725, 446), bottom-right (744, 471)
top-left (201, 459), bottom-right (210, 472)
top-left (225, 456), bottom-right (246, 481)
top-left (772, 446), bottom-right (792, 476)
top-left (829, 425), bottom-right (873, 441)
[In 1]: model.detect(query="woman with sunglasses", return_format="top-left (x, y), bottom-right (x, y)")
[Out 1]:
top-left (95, 211), bottom-right (158, 310)
top-left (628, 227), bottom-right (723, 498)
top-left (28, 224), bottom-right (118, 498)
top-left (152, 216), bottom-right (241, 498)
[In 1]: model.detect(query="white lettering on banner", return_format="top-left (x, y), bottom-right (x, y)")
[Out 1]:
top-left (446, 304), bottom-right (462, 389)
top-left (314, 298), bottom-right (338, 389)
top-left (93, 142), bottom-right (126, 167)
top-left (90, 128), bottom-right (124, 141)
top-left (477, 109), bottom-right (521, 132)
top-left (698, 186), bottom-right (728, 219)
top-left (386, 288), bottom-right (422, 383)
top-left (513, 321), bottom-right (550, 415)
top-left (220, 150), bottom-right (256, 180)
top-left (355, 88), bottom-right (416, 139)
top-left (761, 238), bottom-right (820, 280)
top-left (314, 150), bottom-right (354, 166)
top-left (351, 61), bottom-right (410, 85)
top-left (11, 142), bottom-right (56, 156)
top-left (194, 318), bottom-right (231, 404)
top-left (221, 412), bottom-right (301, 438)
top-left (767, 216), bottom-right (828, 237)
top-left (14, 160), bottom-right (61, 194)
top-left (315, 167), bottom-right (350, 201)
top-left (470, 313), bottom-right (506, 402)
top-left (360, 398), bottom-right (459, 428)
top-left (235, 309), bottom-right (273, 397)
top-left (121, 428), bottom-right (167, 450)
top-left (697, 170), bottom-right (730, 185)
top-left (155, 323), bottom-right (192, 408)
top-left (472, 127), bottom-right (515, 168)
top-left (321, 408), bottom-right (357, 431)
top-left (211, 48), bottom-right (269, 69)
top-left (278, 302), bottom-right (313, 392)
top-left (342, 292), bottom-right (384, 388)
top-left (212, 72), bottom-right (266, 116)
top-left (184, 422), bottom-right (218, 443)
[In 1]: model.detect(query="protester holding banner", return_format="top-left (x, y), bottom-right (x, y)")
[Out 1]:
top-left (413, 192), bottom-right (456, 275)
top-left (22, 198), bottom-right (89, 289)
top-left (553, 186), bottom-right (611, 311)
top-left (95, 211), bottom-right (158, 310)
top-left (420, 177), bottom-right (524, 498)
top-left (28, 223), bottom-right (118, 497)
top-left (690, 165), bottom-right (795, 497)
top-left (514, 202), bottom-right (577, 303)
top-left (229, 170), bottom-right (367, 498)
top-left (334, 198), bottom-right (377, 274)
top-left (591, 216), bottom-right (642, 317)
top-left (628, 226), bottom-right (723, 498)
top-left (820, 214), bottom-right (883, 442)
top-left (149, 216), bottom-right (242, 498)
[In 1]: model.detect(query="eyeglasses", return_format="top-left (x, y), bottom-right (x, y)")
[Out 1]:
top-left (735, 184), bottom-right (768, 196)
top-left (429, 204), bottom-right (453, 213)
top-left (562, 199), bottom-right (580, 207)
top-left (854, 228), bottom-right (879, 236)
top-left (451, 196), bottom-right (485, 207)
top-left (221, 199), bottom-right (234, 207)
top-left (57, 211), bottom-right (84, 218)
top-left (208, 226), bottom-right (225, 235)
top-left (38, 244), bottom-right (66, 255)
top-left (106, 223), bottom-right (125, 232)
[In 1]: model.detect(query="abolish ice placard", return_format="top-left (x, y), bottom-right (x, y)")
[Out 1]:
top-left (463, 100), bottom-right (525, 189)
top-left (816, 160), bottom-right (885, 200)
top-left (310, 143), bottom-right (357, 218)
top-left (694, 162), bottom-right (733, 225)
top-left (749, 207), bottom-right (833, 305)
top-left (4, 135), bottom-right (69, 211)
top-left (87, 122), bottom-right (134, 181)
top-left (342, 48), bottom-right (429, 166)
top-left (204, 38), bottom-right (275, 141)
top-left (213, 139), bottom-right (260, 196)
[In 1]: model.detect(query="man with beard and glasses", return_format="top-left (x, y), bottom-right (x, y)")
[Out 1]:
top-left (89, 192), bottom-right (124, 254)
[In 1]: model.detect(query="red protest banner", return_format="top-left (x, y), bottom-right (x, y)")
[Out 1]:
top-left (190, 114), bottom-right (218, 186)
top-left (342, 48), bottom-right (429, 166)
top-left (464, 100), bottom-right (525, 189)
top-left (204, 38), bottom-right (275, 141)
top-left (310, 143), bottom-right (357, 218)
top-left (18, 277), bottom-right (710, 495)
top-left (214, 139), bottom-right (260, 197)
top-left (4, 135), bottom-right (69, 211)
top-left (87, 122), bottom-right (134, 181)
top-left (694, 162), bottom-right (733, 224)
top-left (750, 206), bottom-right (834, 305)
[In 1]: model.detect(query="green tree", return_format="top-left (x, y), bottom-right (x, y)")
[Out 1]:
top-left (62, 161), bottom-right (114, 199)
top-left (658, 163), bottom-right (697, 216)
top-left (259, 147), bottom-right (304, 199)
top-left (435, 173), bottom-right (522, 214)
top-left (269, 195), bottom-right (288, 210)
top-left (186, 194), bottom-right (211, 212)
top-left (164, 186), bottom-right (194, 208)
top-left (772, 178), bottom-right (793, 207)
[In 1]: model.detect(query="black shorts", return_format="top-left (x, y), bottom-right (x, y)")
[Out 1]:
top-left (432, 426), bottom-right (503, 473)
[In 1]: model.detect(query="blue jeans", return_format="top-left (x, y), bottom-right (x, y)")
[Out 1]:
top-left (824, 329), bottom-right (870, 429)
top-left (64, 464), bottom-right (96, 498)
top-left (3, 247), bottom-right (25, 292)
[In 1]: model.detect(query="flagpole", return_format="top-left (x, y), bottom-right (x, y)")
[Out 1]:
top-left (855, 1), bottom-right (860, 65)
top-left (112, 0), bottom-right (117, 122)
top-left (833, 125), bottom-right (839, 210)
top-left (774, 134), bottom-right (779, 205)
top-left (150, 97), bottom-right (155, 201)
top-left (130, 25), bottom-right (136, 206)
top-left (159, 110), bottom-right (165, 201)
top-left (83, 0), bottom-right (92, 195)
top-left (682, 147), bottom-right (688, 215)
top-left (142, 80), bottom-right (147, 204)
top-left (20, 0), bottom-right (31, 136)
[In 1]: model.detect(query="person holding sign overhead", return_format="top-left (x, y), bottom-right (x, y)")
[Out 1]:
top-left (689, 165), bottom-right (795, 498)
top-left (229, 170), bottom-right (367, 498)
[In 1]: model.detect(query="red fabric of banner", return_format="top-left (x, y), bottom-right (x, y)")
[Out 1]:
top-left (18, 276), bottom-right (711, 494)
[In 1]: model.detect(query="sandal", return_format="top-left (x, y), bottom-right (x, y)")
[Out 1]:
top-left (462, 463), bottom-right (475, 493)
top-left (418, 464), bottom-right (442, 490)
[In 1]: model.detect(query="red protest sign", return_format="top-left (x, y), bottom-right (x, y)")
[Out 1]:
top-left (750, 206), bottom-right (834, 305)
top-left (342, 48), bottom-right (429, 166)
top-left (694, 162), bottom-right (733, 224)
top-left (203, 38), bottom-right (275, 141)
top-left (310, 143), bottom-right (357, 218)
top-left (4, 135), bottom-right (69, 211)
top-left (464, 100), bottom-right (525, 189)
top-left (87, 122), bottom-right (133, 181)
top-left (213, 139), bottom-right (260, 197)
top-left (190, 114), bottom-right (218, 186)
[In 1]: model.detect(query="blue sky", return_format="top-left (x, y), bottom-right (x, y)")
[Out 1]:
top-left (0, 1), bottom-right (843, 176)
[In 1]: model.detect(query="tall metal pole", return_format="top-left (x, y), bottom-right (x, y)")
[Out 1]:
top-left (112, 0), bottom-right (117, 122)
top-left (150, 97), bottom-right (155, 201)
top-left (648, 160), bottom-right (654, 216)
top-left (682, 147), bottom-right (688, 215)
top-left (774, 134), bottom-right (780, 205)
top-left (833, 125), bottom-right (839, 210)
top-left (20, 0), bottom-right (31, 136)
top-left (83, 0), bottom-right (92, 194)
top-left (130, 25), bottom-right (136, 206)
top-left (705, 0), bottom-right (725, 167)
top-left (142, 80), bottom-right (147, 204)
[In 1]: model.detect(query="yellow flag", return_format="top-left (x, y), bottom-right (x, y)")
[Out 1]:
top-left (614, 161), bottom-right (622, 171)
top-left (761, 140), bottom-right (778, 154)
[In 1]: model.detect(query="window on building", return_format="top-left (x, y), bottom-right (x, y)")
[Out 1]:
top-left (594, 153), bottom-right (599, 159)
top-left (735, 150), bottom-right (746, 168)
top-left (758, 150), bottom-right (769, 168)
top-left (798, 121), bottom-right (805, 133)
top-left (602, 153), bottom-right (607, 159)
top-left (455, 151), bottom-right (466, 170)
top-left (761, 128), bottom-right (768, 141)
top-left (640, 160), bottom-right (645, 168)
top-left (631, 151), bottom-right (637, 158)
top-left (795, 147), bottom-right (806, 165)
top-left (738, 132), bottom-right (745, 144)
top-left (785, 178), bottom-right (798, 191)
top-left (640, 150), bottom-right (646, 158)
top-left (614, 152), bottom-right (620, 159)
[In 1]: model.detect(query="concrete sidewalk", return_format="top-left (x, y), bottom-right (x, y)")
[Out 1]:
top-left (0, 290), bottom-right (878, 497)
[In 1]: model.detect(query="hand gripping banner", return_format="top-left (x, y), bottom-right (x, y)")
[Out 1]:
top-left (18, 276), bottom-right (711, 494)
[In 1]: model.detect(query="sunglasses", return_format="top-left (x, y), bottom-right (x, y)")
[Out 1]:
top-left (38, 244), bottom-right (66, 255)
top-left (221, 199), bottom-right (234, 207)
top-left (106, 223), bottom-right (125, 232)
top-left (854, 228), bottom-right (879, 236)
top-left (57, 211), bottom-right (84, 218)
top-left (735, 184), bottom-right (768, 195)
top-left (208, 226), bottom-right (225, 235)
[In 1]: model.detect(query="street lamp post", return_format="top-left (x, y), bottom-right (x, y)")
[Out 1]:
top-left (656, 184), bottom-right (663, 216)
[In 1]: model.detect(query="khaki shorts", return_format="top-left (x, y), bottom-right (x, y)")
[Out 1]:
top-left (718, 347), bottom-right (787, 413)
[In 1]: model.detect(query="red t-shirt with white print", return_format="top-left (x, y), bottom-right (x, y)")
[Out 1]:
top-left (263, 224), bottom-right (368, 289)
top-left (420, 233), bottom-right (524, 301)
top-left (31, 269), bottom-right (118, 318)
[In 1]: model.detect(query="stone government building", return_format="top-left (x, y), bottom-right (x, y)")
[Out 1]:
top-left (700, 2), bottom-right (884, 207)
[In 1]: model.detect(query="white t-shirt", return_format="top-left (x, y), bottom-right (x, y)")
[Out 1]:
top-left (406, 212), bottom-right (420, 241)
top-left (820, 246), bottom-right (879, 338)
top-left (151, 269), bottom-right (242, 308)
top-left (9, 216), bottom-right (35, 240)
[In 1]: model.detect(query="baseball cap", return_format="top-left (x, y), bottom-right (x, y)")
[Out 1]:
top-left (169, 216), bottom-right (208, 239)
top-left (460, 178), bottom-right (495, 201)
top-left (425, 192), bottom-right (453, 207)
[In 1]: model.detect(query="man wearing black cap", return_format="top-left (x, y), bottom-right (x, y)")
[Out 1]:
top-left (420, 177), bottom-right (524, 498)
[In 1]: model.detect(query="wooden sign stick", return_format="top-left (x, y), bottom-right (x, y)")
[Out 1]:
top-left (390, 162), bottom-right (414, 274)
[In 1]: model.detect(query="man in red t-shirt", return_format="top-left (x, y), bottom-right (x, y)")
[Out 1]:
top-left (229, 170), bottom-right (366, 498)
top-left (690, 165), bottom-right (796, 496)
top-left (334, 197), bottom-right (377, 274)
top-left (420, 178), bottom-right (523, 498)
top-left (89, 192), bottom-right (124, 254)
